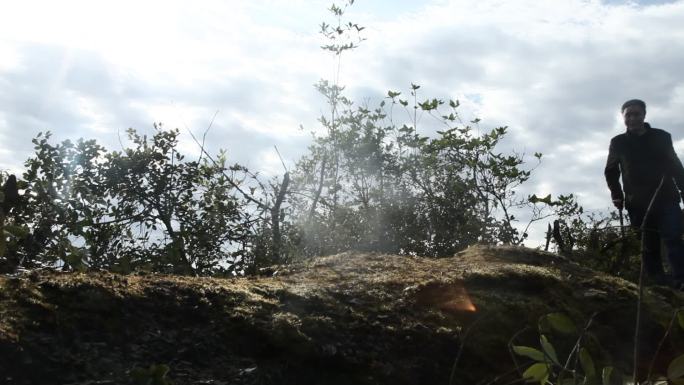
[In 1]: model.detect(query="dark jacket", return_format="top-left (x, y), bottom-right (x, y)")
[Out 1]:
top-left (604, 123), bottom-right (684, 216)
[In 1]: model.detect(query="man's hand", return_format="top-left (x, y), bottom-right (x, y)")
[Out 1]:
top-left (613, 198), bottom-right (624, 211)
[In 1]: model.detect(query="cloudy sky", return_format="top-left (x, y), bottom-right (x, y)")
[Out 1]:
top-left (1, 0), bottom-right (683, 246)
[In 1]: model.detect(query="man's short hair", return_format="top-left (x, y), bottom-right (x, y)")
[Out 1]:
top-left (622, 99), bottom-right (646, 112)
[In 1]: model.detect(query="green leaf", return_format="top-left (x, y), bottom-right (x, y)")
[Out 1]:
top-left (547, 313), bottom-right (576, 334)
top-left (580, 348), bottom-right (596, 379)
top-left (522, 363), bottom-right (549, 383)
top-left (512, 345), bottom-right (546, 362)
top-left (669, 354), bottom-right (684, 380)
top-left (540, 335), bottom-right (560, 365)
top-left (677, 310), bottom-right (684, 331)
top-left (601, 366), bottom-right (613, 385)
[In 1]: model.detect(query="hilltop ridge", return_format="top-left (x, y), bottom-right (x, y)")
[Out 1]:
top-left (1, 245), bottom-right (682, 384)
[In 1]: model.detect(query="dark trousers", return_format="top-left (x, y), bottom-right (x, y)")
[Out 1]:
top-left (631, 203), bottom-right (684, 281)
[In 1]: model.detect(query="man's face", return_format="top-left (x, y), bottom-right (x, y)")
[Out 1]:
top-left (622, 105), bottom-right (646, 132)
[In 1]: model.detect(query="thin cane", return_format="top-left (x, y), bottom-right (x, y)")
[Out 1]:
top-left (617, 207), bottom-right (626, 272)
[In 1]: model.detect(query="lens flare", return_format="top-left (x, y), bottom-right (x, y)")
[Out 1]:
top-left (415, 282), bottom-right (477, 313)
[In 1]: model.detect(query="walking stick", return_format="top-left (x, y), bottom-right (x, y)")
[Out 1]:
top-left (617, 208), bottom-right (626, 272)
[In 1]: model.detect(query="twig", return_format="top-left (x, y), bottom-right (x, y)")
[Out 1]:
top-left (270, 172), bottom-right (290, 263)
top-left (506, 326), bottom-right (531, 379)
top-left (563, 312), bottom-right (598, 370)
top-left (274, 145), bottom-right (288, 173)
top-left (308, 156), bottom-right (327, 223)
top-left (181, 115), bottom-right (270, 211)
top-left (646, 308), bottom-right (683, 382)
top-left (117, 127), bottom-right (126, 152)
top-left (449, 312), bottom-right (489, 385)
top-left (171, 103), bottom-right (269, 210)
top-left (199, 110), bottom-right (219, 163)
top-left (558, 311), bottom-right (598, 385)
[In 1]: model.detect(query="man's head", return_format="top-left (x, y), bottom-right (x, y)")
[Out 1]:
top-left (621, 99), bottom-right (646, 133)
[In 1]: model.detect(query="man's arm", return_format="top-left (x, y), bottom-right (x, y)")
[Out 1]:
top-left (664, 133), bottom-right (684, 197)
top-left (605, 138), bottom-right (624, 209)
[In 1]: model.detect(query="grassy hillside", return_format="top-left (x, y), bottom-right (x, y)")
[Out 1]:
top-left (1, 245), bottom-right (682, 384)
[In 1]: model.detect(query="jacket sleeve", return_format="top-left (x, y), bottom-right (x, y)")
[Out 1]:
top-left (664, 132), bottom-right (684, 196)
top-left (604, 138), bottom-right (623, 201)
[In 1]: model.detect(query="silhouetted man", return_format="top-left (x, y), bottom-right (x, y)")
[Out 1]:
top-left (605, 99), bottom-right (684, 290)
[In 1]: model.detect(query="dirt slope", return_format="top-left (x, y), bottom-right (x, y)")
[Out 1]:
top-left (0, 245), bottom-right (682, 385)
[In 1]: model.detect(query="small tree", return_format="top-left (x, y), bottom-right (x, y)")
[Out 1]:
top-left (12, 126), bottom-right (256, 275)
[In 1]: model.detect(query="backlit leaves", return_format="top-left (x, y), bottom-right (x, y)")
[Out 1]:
top-left (669, 354), bottom-right (684, 382)
top-left (513, 346), bottom-right (546, 362)
top-left (523, 363), bottom-right (549, 383)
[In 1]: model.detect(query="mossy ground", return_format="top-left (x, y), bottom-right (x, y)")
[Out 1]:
top-left (0, 245), bottom-right (682, 384)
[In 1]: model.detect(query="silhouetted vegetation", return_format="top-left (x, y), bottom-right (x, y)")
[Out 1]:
top-left (0, 1), bottom-right (642, 279)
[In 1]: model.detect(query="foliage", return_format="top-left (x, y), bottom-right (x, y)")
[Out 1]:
top-left (4, 127), bottom-right (256, 275)
top-left (319, 1), bottom-right (365, 56)
top-left (286, 81), bottom-right (551, 258)
top-left (278, 1), bottom-right (558, 259)
top-left (512, 311), bottom-right (684, 385)
top-left (105, 125), bottom-right (250, 275)
top-left (12, 133), bottom-right (114, 270)
top-left (536, 193), bottom-right (642, 282)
